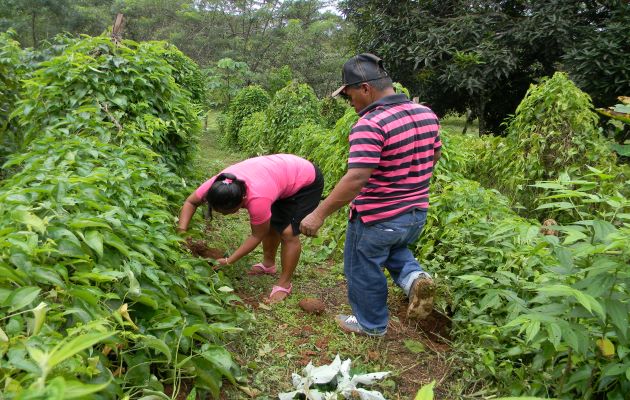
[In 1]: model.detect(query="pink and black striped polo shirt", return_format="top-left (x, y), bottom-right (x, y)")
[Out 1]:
top-left (348, 94), bottom-right (441, 224)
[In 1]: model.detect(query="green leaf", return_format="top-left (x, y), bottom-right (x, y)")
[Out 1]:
top-left (30, 302), bottom-right (48, 336)
top-left (144, 337), bottom-right (172, 362)
top-left (546, 323), bottom-right (562, 349)
top-left (592, 220), bottom-right (616, 244)
top-left (563, 230), bottom-right (587, 245)
top-left (200, 346), bottom-right (237, 384)
top-left (525, 320), bottom-right (541, 343)
top-left (456, 275), bottom-right (493, 287)
top-left (5, 287), bottom-right (41, 312)
top-left (495, 398), bottom-right (550, 400)
top-left (601, 362), bottom-right (629, 377)
top-left (536, 201), bottom-right (575, 211)
top-left (103, 231), bottom-right (130, 256)
top-left (185, 388), bottom-right (197, 400)
top-left (111, 95), bottom-right (128, 107)
top-left (68, 219), bottom-right (111, 230)
top-left (538, 285), bottom-right (605, 320)
top-left (414, 380), bottom-right (435, 400)
top-left (605, 299), bottom-right (629, 340)
top-left (611, 143), bottom-right (630, 157)
top-left (83, 230), bottom-right (103, 258)
top-left (11, 210), bottom-right (46, 234)
top-left (404, 339), bottom-right (425, 354)
top-left (63, 380), bottom-right (111, 399)
top-left (124, 266), bottom-right (141, 296)
top-left (48, 331), bottom-right (115, 369)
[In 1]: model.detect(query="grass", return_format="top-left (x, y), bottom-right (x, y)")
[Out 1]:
top-left (440, 113), bottom-right (479, 136)
top-left (186, 110), bottom-right (459, 399)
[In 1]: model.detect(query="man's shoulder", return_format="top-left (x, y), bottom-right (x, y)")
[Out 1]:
top-left (362, 101), bottom-right (437, 126)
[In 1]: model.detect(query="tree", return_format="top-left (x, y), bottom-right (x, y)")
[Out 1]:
top-left (1, 0), bottom-right (352, 99)
top-left (563, 6), bottom-right (630, 107)
top-left (207, 57), bottom-right (250, 109)
top-left (0, 0), bottom-right (113, 47)
top-left (340, 0), bottom-right (630, 134)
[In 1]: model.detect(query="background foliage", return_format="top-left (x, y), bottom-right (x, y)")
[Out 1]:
top-left (340, 0), bottom-right (630, 134)
top-left (0, 0), bottom-right (352, 99)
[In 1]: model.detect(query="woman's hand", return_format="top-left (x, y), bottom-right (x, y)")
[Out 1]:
top-left (217, 257), bottom-right (230, 266)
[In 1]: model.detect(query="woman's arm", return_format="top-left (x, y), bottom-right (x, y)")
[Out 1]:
top-left (220, 220), bottom-right (270, 265)
top-left (178, 192), bottom-right (203, 232)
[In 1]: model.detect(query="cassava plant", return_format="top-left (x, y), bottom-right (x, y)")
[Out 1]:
top-left (0, 34), bottom-right (247, 399)
top-left (223, 85), bottom-right (270, 148)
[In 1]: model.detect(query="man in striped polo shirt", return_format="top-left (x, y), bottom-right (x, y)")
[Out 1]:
top-left (300, 53), bottom-right (441, 337)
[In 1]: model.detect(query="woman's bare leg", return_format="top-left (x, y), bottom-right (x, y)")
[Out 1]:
top-left (261, 229), bottom-right (281, 267)
top-left (269, 225), bottom-right (301, 303)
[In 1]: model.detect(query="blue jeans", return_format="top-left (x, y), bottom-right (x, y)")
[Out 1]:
top-left (344, 209), bottom-right (429, 335)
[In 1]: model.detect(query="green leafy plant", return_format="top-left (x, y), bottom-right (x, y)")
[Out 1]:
top-left (10, 35), bottom-right (201, 175)
top-left (207, 58), bottom-right (250, 110)
top-left (465, 72), bottom-right (625, 219)
top-left (223, 85), bottom-right (270, 148)
top-left (0, 30), bottom-right (26, 170)
top-left (0, 34), bottom-right (247, 399)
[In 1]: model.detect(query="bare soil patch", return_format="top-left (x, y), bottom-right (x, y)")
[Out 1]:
top-left (185, 237), bottom-right (225, 259)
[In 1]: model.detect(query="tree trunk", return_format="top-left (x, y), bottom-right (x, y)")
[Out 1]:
top-left (474, 97), bottom-right (488, 135)
top-left (462, 108), bottom-right (474, 135)
top-left (31, 12), bottom-right (37, 47)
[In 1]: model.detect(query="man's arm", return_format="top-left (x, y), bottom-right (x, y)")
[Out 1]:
top-left (434, 148), bottom-right (441, 166)
top-left (300, 167), bottom-right (373, 237)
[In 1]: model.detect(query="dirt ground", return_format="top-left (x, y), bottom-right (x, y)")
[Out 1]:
top-left (185, 239), bottom-right (455, 399)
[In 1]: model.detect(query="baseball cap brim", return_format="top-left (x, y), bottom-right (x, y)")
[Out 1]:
top-left (331, 84), bottom-right (346, 98)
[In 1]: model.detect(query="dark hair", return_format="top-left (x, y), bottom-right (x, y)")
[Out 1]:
top-left (205, 172), bottom-right (246, 219)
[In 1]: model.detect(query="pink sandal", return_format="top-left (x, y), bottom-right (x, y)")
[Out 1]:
top-left (268, 283), bottom-right (292, 303)
top-left (247, 263), bottom-right (277, 276)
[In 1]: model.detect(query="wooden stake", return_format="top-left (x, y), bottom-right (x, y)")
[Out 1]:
top-left (111, 13), bottom-right (124, 45)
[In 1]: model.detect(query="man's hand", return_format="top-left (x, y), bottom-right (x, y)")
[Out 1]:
top-left (300, 212), bottom-right (324, 237)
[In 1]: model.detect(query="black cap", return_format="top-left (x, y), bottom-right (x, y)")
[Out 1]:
top-left (331, 53), bottom-right (389, 97)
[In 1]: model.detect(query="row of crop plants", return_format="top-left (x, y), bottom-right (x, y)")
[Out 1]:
top-left (0, 32), bottom-right (247, 399)
top-left (219, 75), bottom-right (630, 398)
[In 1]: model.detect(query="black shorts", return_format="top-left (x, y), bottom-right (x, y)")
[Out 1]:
top-left (270, 165), bottom-right (324, 235)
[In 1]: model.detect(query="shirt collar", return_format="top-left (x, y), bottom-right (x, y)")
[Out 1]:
top-left (358, 93), bottom-right (409, 116)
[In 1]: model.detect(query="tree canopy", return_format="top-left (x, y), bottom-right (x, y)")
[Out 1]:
top-left (340, 0), bottom-right (630, 134)
top-left (0, 0), bottom-right (352, 98)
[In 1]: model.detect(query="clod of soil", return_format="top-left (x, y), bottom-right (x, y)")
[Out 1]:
top-left (540, 218), bottom-right (559, 236)
top-left (185, 238), bottom-right (225, 259)
top-left (298, 298), bottom-right (326, 314)
top-left (414, 309), bottom-right (451, 342)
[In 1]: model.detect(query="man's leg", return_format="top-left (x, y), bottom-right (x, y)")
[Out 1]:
top-left (381, 209), bottom-right (434, 320)
top-left (384, 209), bottom-right (429, 294)
top-left (342, 218), bottom-right (397, 335)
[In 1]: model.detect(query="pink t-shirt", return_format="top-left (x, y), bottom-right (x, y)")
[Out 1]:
top-left (195, 154), bottom-right (316, 225)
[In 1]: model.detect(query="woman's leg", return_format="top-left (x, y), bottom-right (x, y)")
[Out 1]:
top-left (269, 225), bottom-right (301, 302)
top-left (261, 229), bottom-right (281, 267)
